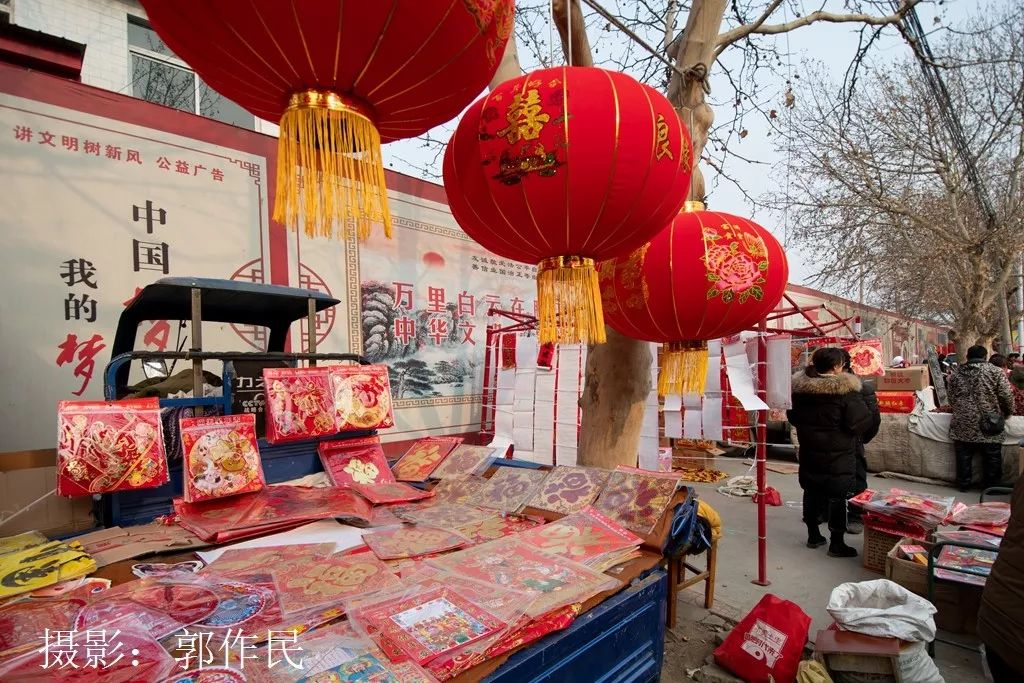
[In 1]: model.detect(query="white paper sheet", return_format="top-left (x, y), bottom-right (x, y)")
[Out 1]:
top-left (664, 410), bottom-right (683, 438)
top-left (638, 436), bottom-right (660, 471)
top-left (705, 340), bottom-right (722, 393)
top-left (725, 339), bottom-right (769, 411)
top-left (556, 445), bottom-right (578, 467)
top-left (702, 397), bottom-right (723, 440)
top-left (496, 369), bottom-right (516, 407)
top-left (487, 436), bottom-right (514, 458)
top-left (663, 394), bottom-right (682, 412)
top-left (513, 425), bottom-right (535, 451)
top-left (683, 393), bottom-right (702, 409)
top-left (683, 404), bottom-right (703, 438)
top-left (495, 408), bottom-right (515, 436)
top-left (534, 371), bottom-right (557, 401)
top-left (534, 428), bottom-right (554, 464)
top-left (766, 335), bottom-right (793, 409)
top-left (516, 335), bottom-right (539, 367)
top-left (197, 520), bottom-right (366, 563)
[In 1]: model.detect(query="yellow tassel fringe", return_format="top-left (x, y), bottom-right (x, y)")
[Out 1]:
top-left (537, 256), bottom-right (607, 345)
top-left (659, 341), bottom-right (709, 396)
top-left (274, 89), bottom-right (392, 241)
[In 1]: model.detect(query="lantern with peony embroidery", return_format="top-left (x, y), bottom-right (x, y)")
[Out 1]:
top-left (599, 203), bottom-right (788, 395)
top-left (443, 66), bottom-right (694, 345)
top-left (140, 0), bottom-right (513, 241)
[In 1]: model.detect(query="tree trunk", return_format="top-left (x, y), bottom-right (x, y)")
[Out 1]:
top-left (551, 0), bottom-right (593, 67)
top-left (577, 0), bottom-right (729, 468)
top-left (489, 31), bottom-right (522, 88)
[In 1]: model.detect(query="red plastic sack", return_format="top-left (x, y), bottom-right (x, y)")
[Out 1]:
top-left (714, 594), bottom-right (811, 683)
top-left (753, 487), bottom-right (782, 507)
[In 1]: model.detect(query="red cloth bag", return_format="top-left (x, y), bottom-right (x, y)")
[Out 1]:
top-left (713, 594), bottom-right (811, 683)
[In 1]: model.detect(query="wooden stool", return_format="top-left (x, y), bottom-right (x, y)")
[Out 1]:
top-left (665, 537), bottom-right (718, 628)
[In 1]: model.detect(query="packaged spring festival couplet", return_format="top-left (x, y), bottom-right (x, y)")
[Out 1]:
top-left (263, 367), bottom-right (337, 443)
top-left (56, 398), bottom-right (168, 496)
top-left (180, 413), bottom-right (266, 503)
top-left (329, 364), bottom-right (395, 431)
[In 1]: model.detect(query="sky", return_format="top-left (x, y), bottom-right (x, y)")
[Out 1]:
top-left (381, 0), bottom-right (981, 291)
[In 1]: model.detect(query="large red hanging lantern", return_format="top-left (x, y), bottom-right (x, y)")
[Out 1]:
top-left (600, 203), bottom-right (789, 395)
top-left (140, 0), bottom-right (513, 240)
top-left (443, 66), bottom-right (693, 345)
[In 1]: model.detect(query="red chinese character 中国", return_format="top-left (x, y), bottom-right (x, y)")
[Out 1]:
top-left (61, 135), bottom-right (79, 151)
top-left (393, 282), bottom-right (414, 309)
top-left (457, 291), bottom-right (475, 317)
top-left (429, 318), bottom-right (449, 345)
top-left (56, 333), bottom-right (106, 396)
top-left (156, 156), bottom-right (171, 170)
top-left (84, 141), bottom-right (100, 155)
top-left (126, 150), bottom-right (142, 164)
top-left (460, 320), bottom-right (476, 345)
top-left (175, 160), bottom-right (190, 174)
top-left (105, 145), bottom-right (121, 160)
top-left (13, 125), bottom-right (32, 142)
top-left (211, 168), bottom-right (224, 181)
top-left (394, 316), bottom-right (416, 345)
top-left (427, 286), bottom-right (446, 313)
top-left (39, 131), bottom-right (56, 147)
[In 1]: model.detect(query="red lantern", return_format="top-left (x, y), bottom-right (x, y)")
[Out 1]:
top-left (140, 0), bottom-right (513, 240)
top-left (444, 66), bottom-right (693, 344)
top-left (599, 203), bottom-right (789, 394)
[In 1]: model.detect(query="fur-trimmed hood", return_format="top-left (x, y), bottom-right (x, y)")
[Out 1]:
top-left (791, 369), bottom-right (862, 396)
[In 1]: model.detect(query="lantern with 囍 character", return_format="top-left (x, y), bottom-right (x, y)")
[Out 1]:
top-left (140, 0), bottom-right (513, 240)
top-left (443, 66), bottom-right (693, 345)
top-left (599, 203), bottom-right (788, 395)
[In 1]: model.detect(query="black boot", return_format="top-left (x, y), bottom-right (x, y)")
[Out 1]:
top-left (806, 523), bottom-right (826, 549)
top-left (828, 533), bottom-right (858, 558)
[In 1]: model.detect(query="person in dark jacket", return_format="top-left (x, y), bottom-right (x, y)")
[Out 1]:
top-left (947, 344), bottom-right (1014, 490)
top-left (840, 349), bottom-right (881, 535)
top-left (977, 476), bottom-right (1024, 681)
top-left (788, 347), bottom-right (873, 558)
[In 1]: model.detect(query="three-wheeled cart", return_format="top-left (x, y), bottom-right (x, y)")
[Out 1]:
top-left (92, 277), bottom-right (670, 682)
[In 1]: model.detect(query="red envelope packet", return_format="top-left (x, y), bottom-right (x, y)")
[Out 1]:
top-left (391, 436), bottom-right (464, 482)
top-left (318, 436), bottom-right (395, 487)
top-left (357, 587), bottom-right (506, 666)
top-left (180, 413), bottom-right (266, 503)
top-left (329, 364), bottom-right (395, 431)
top-left (56, 398), bottom-right (168, 497)
top-left (263, 367), bottom-right (337, 443)
top-left (351, 482), bottom-right (435, 505)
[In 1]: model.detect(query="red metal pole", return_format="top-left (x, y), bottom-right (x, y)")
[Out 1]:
top-left (753, 318), bottom-right (771, 586)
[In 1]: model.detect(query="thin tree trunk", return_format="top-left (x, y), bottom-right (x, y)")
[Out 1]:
top-left (552, 0), bottom-right (593, 67)
top-left (490, 31), bottom-right (522, 88)
top-left (999, 291), bottom-right (1013, 354)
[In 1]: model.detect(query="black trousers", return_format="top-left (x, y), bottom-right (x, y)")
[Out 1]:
top-left (987, 645), bottom-right (1023, 683)
top-left (847, 450), bottom-right (869, 523)
top-left (803, 489), bottom-right (847, 533)
top-left (953, 440), bottom-right (1003, 489)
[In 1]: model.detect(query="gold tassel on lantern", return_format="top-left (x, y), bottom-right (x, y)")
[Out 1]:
top-left (659, 340), bottom-right (708, 396)
top-left (537, 255), bottom-right (607, 345)
top-left (274, 89), bottom-right (392, 241)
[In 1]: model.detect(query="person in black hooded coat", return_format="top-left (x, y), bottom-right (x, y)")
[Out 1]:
top-left (788, 347), bottom-right (873, 557)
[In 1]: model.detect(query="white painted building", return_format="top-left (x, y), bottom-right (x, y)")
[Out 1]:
top-left (4, 0), bottom-right (279, 135)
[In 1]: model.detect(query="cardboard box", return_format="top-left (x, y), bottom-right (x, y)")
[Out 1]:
top-left (885, 537), bottom-right (982, 634)
top-left (0, 449), bottom-right (94, 537)
top-left (876, 366), bottom-right (929, 392)
top-left (876, 391), bottom-right (916, 414)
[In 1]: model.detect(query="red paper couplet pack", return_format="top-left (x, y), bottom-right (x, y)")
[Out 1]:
top-left (263, 367), bottom-right (337, 443)
top-left (391, 436), bottom-right (464, 482)
top-left (180, 413), bottom-right (266, 503)
top-left (56, 398), bottom-right (168, 497)
top-left (329, 364), bottom-right (396, 431)
top-left (318, 436), bottom-right (395, 487)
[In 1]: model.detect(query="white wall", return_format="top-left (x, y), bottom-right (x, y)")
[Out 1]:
top-left (10, 0), bottom-right (145, 93)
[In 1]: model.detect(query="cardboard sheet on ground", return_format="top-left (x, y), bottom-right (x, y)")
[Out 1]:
top-left (197, 519), bottom-right (366, 564)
